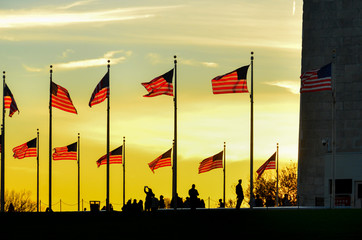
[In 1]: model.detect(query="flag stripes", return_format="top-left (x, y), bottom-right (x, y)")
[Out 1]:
top-left (148, 148), bottom-right (172, 173)
top-left (211, 65), bottom-right (249, 94)
top-left (53, 142), bottom-right (77, 161)
top-left (256, 152), bottom-right (276, 179)
top-left (300, 63), bottom-right (332, 93)
top-left (142, 69), bottom-right (174, 97)
top-left (198, 151), bottom-right (223, 174)
top-left (51, 82), bottom-right (77, 114)
top-left (13, 138), bottom-right (37, 159)
top-left (4, 84), bottom-right (19, 117)
top-left (89, 72), bottom-right (109, 107)
top-left (96, 145), bottom-right (122, 167)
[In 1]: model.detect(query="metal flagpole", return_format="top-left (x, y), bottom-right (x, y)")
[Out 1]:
top-left (78, 133), bottom-right (80, 211)
top-left (49, 65), bottom-right (53, 211)
top-left (37, 129), bottom-right (40, 212)
top-left (172, 55), bottom-right (178, 209)
top-left (223, 142), bottom-right (226, 206)
top-left (123, 136), bottom-right (126, 207)
top-left (1, 71), bottom-right (6, 212)
top-left (106, 60), bottom-right (110, 211)
top-left (331, 50), bottom-right (336, 208)
top-left (249, 52), bottom-right (254, 209)
top-left (276, 143), bottom-right (279, 206)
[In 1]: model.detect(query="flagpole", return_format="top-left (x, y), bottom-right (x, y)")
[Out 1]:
top-left (276, 143), bottom-right (279, 207)
top-left (249, 52), bottom-right (254, 209)
top-left (223, 142), bottom-right (226, 206)
top-left (331, 50), bottom-right (336, 208)
top-left (37, 129), bottom-right (40, 212)
top-left (106, 60), bottom-right (110, 211)
top-left (172, 55), bottom-right (178, 209)
top-left (1, 71), bottom-right (5, 212)
top-left (123, 136), bottom-right (125, 207)
top-left (78, 133), bottom-right (80, 211)
top-left (49, 65), bottom-right (53, 211)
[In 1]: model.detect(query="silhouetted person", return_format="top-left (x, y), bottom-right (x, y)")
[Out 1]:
top-left (282, 194), bottom-right (291, 206)
top-left (144, 186), bottom-right (155, 211)
top-left (137, 200), bottom-right (143, 212)
top-left (235, 179), bottom-right (244, 209)
top-left (159, 195), bottom-right (165, 209)
top-left (218, 199), bottom-right (225, 208)
top-left (265, 195), bottom-right (274, 207)
top-left (255, 194), bottom-right (264, 207)
top-left (171, 193), bottom-right (183, 208)
top-left (189, 184), bottom-right (199, 210)
top-left (8, 203), bottom-right (14, 212)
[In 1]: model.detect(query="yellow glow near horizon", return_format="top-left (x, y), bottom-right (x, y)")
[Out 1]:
top-left (0, 0), bottom-right (303, 210)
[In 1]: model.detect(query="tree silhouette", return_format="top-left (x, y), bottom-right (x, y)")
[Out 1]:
top-left (245, 163), bottom-right (297, 206)
top-left (4, 190), bottom-right (37, 212)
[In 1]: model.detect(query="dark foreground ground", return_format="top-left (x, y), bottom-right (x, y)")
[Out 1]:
top-left (0, 208), bottom-right (362, 239)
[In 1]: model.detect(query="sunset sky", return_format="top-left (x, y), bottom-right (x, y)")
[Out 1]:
top-left (0, 0), bottom-right (302, 210)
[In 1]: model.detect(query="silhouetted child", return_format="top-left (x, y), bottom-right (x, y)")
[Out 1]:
top-left (159, 195), bottom-right (165, 209)
top-left (218, 199), bottom-right (225, 208)
top-left (255, 194), bottom-right (264, 207)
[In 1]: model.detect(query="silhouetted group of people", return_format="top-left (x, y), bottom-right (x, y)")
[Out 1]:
top-left (254, 194), bottom-right (292, 207)
top-left (122, 179), bottom-right (293, 212)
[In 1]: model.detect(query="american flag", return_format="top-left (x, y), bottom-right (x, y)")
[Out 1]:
top-left (13, 138), bottom-right (37, 159)
top-left (300, 63), bottom-right (332, 93)
top-left (89, 72), bottom-right (109, 107)
top-left (53, 142), bottom-right (77, 161)
top-left (256, 152), bottom-right (276, 179)
top-left (142, 69), bottom-right (174, 97)
top-left (148, 148), bottom-right (172, 173)
top-left (51, 82), bottom-right (77, 114)
top-left (211, 65), bottom-right (249, 94)
top-left (198, 151), bottom-right (223, 174)
top-left (96, 145), bottom-right (122, 167)
top-left (4, 84), bottom-right (19, 117)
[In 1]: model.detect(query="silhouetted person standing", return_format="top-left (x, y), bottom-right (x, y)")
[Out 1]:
top-left (144, 186), bottom-right (155, 211)
top-left (188, 184), bottom-right (199, 210)
top-left (235, 179), bottom-right (244, 209)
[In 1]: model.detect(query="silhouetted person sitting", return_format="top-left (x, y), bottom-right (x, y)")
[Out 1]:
top-left (218, 199), bottom-right (225, 208)
top-left (235, 179), bottom-right (244, 209)
top-left (144, 186), bottom-right (155, 211)
top-left (188, 184), bottom-right (199, 210)
top-left (255, 194), bottom-right (264, 207)
top-left (265, 195), bottom-right (274, 207)
top-left (282, 194), bottom-right (291, 206)
top-left (171, 193), bottom-right (183, 208)
top-left (159, 195), bottom-right (165, 209)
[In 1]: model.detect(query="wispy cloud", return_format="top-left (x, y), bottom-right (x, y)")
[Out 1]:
top-left (265, 81), bottom-right (300, 94)
top-left (22, 64), bottom-right (43, 73)
top-left (24, 50), bottom-right (132, 71)
top-left (58, 0), bottom-right (95, 10)
top-left (146, 53), bottom-right (218, 68)
top-left (54, 50), bottom-right (132, 70)
top-left (0, 5), bottom-right (179, 29)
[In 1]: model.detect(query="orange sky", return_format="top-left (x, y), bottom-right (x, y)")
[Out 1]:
top-left (0, 0), bottom-right (302, 210)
